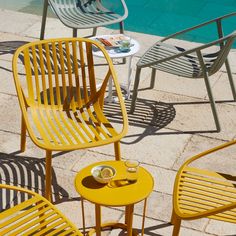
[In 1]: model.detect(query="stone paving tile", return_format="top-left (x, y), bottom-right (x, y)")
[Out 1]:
top-left (72, 150), bottom-right (118, 172)
top-left (210, 71), bottom-right (236, 103)
top-left (54, 197), bottom-right (84, 231)
top-left (0, 32), bottom-right (32, 62)
top-left (142, 164), bottom-right (176, 194)
top-left (134, 191), bottom-right (173, 223)
top-left (136, 88), bottom-right (236, 140)
top-left (52, 149), bottom-right (87, 171)
top-left (206, 219), bottom-right (236, 236)
top-left (138, 68), bottom-right (222, 100)
top-left (0, 9), bottom-right (39, 35)
top-left (90, 125), bottom-right (191, 169)
top-left (172, 134), bottom-right (236, 173)
top-left (118, 215), bottom-right (213, 236)
top-left (0, 93), bottom-right (21, 134)
top-left (0, 60), bottom-right (17, 95)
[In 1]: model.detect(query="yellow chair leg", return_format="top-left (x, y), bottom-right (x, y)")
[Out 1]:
top-left (20, 115), bottom-right (26, 152)
top-left (95, 204), bottom-right (101, 236)
top-left (45, 150), bottom-right (52, 202)
top-left (114, 141), bottom-right (121, 161)
top-left (171, 211), bottom-right (181, 236)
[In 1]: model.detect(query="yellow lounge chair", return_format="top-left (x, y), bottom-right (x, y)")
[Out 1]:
top-left (0, 184), bottom-right (83, 235)
top-left (171, 140), bottom-right (236, 235)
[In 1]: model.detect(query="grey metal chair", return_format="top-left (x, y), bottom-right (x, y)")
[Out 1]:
top-left (130, 12), bottom-right (236, 132)
top-left (40, 0), bottom-right (128, 39)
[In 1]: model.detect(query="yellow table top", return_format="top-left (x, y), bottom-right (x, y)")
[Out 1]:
top-left (74, 161), bottom-right (154, 206)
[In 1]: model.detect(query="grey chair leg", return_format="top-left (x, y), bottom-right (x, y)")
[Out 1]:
top-left (119, 21), bottom-right (126, 64)
top-left (130, 67), bottom-right (142, 113)
top-left (197, 51), bottom-right (220, 131)
top-left (92, 27), bottom-right (97, 36)
top-left (40, 0), bottom-right (49, 40)
top-left (119, 21), bottom-right (124, 34)
top-left (225, 58), bottom-right (236, 101)
top-left (150, 68), bottom-right (156, 89)
top-left (203, 73), bottom-right (221, 131)
top-left (73, 28), bottom-right (77, 38)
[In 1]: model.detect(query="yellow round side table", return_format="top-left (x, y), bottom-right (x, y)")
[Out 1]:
top-left (74, 160), bottom-right (154, 236)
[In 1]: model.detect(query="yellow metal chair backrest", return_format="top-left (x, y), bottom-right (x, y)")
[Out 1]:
top-left (12, 38), bottom-right (128, 200)
top-left (171, 140), bottom-right (236, 236)
top-left (0, 184), bottom-right (83, 235)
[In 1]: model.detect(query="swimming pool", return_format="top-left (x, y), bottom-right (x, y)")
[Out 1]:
top-left (0, 0), bottom-right (235, 44)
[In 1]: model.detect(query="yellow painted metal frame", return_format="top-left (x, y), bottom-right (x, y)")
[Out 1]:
top-left (171, 139), bottom-right (236, 236)
top-left (12, 38), bottom-right (128, 201)
top-left (0, 184), bottom-right (83, 235)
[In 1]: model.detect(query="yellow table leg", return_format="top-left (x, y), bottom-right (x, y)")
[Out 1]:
top-left (126, 204), bottom-right (134, 236)
top-left (141, 198), bottom-right (147, 236)
top-left (81, 198), bottom-right (86, 235)
top-left (95, 204), bottom-right (101, 236)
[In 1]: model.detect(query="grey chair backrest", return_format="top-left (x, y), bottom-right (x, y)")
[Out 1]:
top-left (40, 0), bottom-right (128, 39)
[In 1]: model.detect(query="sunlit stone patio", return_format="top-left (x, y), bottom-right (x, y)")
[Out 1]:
top-left (0, 9), bottom-right (236, 236)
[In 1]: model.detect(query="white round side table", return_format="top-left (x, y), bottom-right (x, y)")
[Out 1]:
top-left (90, 34), bottom-right (140, 101)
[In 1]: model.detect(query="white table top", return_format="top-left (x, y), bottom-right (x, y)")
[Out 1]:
top-left (90, 34), bottom-right (140, 59)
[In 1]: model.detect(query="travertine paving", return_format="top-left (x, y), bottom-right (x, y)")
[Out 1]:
top-left (0, 8), bottom-right (236, 236)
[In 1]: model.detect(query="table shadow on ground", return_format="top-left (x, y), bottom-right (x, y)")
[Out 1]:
top-left (104, 97), bottom-right (176, 144)
top-left (104, 96), bottom-right (221, 144)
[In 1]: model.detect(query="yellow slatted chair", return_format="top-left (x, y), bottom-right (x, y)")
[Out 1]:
top-left (12, 38), bottom-right (128, 201)
top-left (0, 184), bottom-right (83, 235)
top-left (171, 140), bottom-right (236, 236)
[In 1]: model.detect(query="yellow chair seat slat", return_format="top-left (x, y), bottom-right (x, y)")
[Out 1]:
top-left (0, 200), bottom-right (48, 230)
top-left (179, 175), bottom-right (236, 198)
top-left (0, 184), bottom-right (82, 236)
top-left (179, 183), bottom-right (236, 201)
top-left (209, 213), bottom-right (236, 223)
top-left (179, 206), bottom-right (236, 222)
top-left (178, 199), bottom-right (236, 217)
top-left (178, 187), bottom-right (234, 207)
top-left (29, 105), bottom-right (118, 148)
top-left (183, 166), bottom-right (236, 189)
top-left (179, 196), bottom-right (229, 210)
top-left (0, 197), bottom-right (42, 220)
top-left (33, 222), bottom-right (74, 236)
top-left (8, 213), bottom-right (58, 235)
top-left (29, 218), bottom-right (68, 235)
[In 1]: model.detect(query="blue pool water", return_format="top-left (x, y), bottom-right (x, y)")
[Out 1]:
top-left (0, 0), bottom-right (236, 44)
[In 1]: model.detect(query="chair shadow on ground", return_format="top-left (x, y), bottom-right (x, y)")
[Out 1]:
top-left (0, 151), bottom-right (79, 211)
top-left (104, 95), bottom-right (221, 145)
top-left (0, 40), bottom-right (29, 73)
top-left (0, 41), bottom-right (29, 55)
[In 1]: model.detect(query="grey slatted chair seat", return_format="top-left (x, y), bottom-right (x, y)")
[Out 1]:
top-left (138, 42), bottom-right (218, 78)
top-left (130, 12), bottom-right (236, 132)
top-left (40, 0), bottom-right (128, 39)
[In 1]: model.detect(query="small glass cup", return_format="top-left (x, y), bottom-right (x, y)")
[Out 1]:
top-left (119, 38), bottom-right (131, 52)
top-left (125, 159), bottom-right (140, 183)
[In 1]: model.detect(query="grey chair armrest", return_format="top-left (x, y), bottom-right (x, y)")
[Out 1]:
top-left (161, 12), bottom-right (236, 43)
top-left (140, 31), bottom-right (236, 68)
